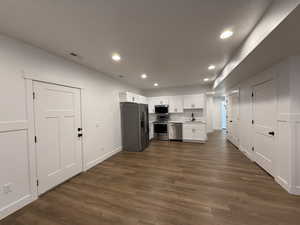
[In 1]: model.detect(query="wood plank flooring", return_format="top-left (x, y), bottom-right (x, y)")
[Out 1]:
top-left (1, 131), bottom-right (300, 225)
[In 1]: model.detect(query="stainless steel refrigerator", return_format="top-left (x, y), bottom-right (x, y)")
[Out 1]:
top-left (120, 102), bottom-right (149, 152)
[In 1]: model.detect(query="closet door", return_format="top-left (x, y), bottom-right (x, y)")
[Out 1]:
top-left (227, 92), bottom-right (239, 147)
top-left (33, 81), bottom-right (83, 194)
top-left (253, 79), bottom-right (276, 175)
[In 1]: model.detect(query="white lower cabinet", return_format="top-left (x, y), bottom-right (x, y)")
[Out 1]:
top-left (149, 122), bottom-right (154, 140)
top-left (183, 122), bottom-right (207, 142)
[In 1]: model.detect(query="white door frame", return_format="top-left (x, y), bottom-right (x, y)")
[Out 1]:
top-left (251, 73), bottom-right (278, 177)
top-left (24, 76), bottom-right (85, 197)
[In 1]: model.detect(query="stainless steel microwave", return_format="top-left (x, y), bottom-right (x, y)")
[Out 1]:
top-left (155, 105), bottom-right (169, 114)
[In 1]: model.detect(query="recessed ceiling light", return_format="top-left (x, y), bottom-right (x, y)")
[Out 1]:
top-left (141, 74), bottom-right (147, 79)
top-left (220, 30), bottom-right (233, 39)
top-left (154, 83), bottom-right (159, 87)
top-left (204, 78), bottom-right (210, 82)
top-left (112, 53), bottom-right (121, 62)
top-left (208, 65), bottom-right (216, 70)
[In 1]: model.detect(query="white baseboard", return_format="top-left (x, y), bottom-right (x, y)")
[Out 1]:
top-left (239, 145), bottom-right (254, 161)
top-left (183, 139), bottom-right (207, 143)
top-left (84, 147), bottom-right (122, 171)
top-left (0, 194), bottom-right (37, 220)
top-left (275, 176), bottom-right (291, 193)
top-left (291, 186), bottom-right (300, 195)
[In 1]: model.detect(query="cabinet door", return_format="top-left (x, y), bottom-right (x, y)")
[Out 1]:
top-left (193, 124), bottom-right (207, 141)
top-left (183, 123), bottom-right (206, 141)
top-left (147, 97), bottom-right (156, 114)
top-left (132, 94), bottom-right (139, 103)
top-left (168, 123), bottom-right (174, 139)
top-left (183, 124), bottom-right (193, 140)
top-left (195, 94), bottom-right (205, 108)
top-left (183, 94), bottom-right (205, 109)
top-left (169, 96), bottom-right (183, 113)
top-left (183, 95), bottom-right (196, 109)
top-left (157, 96), bottom-right (169, 105)
top-left (149, 123), bottom-right (154, 140)
top-left (139, 96), bottom-right (147, 104)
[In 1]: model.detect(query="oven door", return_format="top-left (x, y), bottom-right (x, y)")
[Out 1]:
top-left (154, 123), bottom-right (168, 140)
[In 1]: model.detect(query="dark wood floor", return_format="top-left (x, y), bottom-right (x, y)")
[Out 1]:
top-left (2, 131), bottom-right (300, 225)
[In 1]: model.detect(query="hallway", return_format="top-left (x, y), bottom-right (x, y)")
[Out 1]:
top-left (1, 131), bottom-right (300, 225)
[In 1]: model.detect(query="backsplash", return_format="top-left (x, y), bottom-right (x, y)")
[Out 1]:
top-left (171, 109), bottom-right (205, 121)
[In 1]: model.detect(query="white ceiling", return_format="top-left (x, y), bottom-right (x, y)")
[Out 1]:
top-left (0, 0), bottom-right (273, 90)
top-left (215, 5), bottom-right (300, 92)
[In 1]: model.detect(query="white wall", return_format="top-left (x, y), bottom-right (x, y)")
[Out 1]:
top-left (206, 96), bottom-right (214, 133)
top-left (0, 34), bottom-right (140, 219)
top-left (212, 97), bottom-right (223, 130)
top-left (227, 55), bottom-right (300, 194)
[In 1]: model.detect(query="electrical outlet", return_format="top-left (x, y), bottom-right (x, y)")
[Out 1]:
top-left (3, 183), bottom-right (13, 194)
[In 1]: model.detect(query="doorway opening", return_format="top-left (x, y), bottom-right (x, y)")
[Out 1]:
top-left (221, 99), bottom-right (227, 130)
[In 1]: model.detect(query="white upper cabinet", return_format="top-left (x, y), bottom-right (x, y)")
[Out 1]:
top-left (139, 96), bottom-right (147, 104)
top-left (147, 97), bottom-right (156, 113)
top-left (168, 96), bottom-right (183, 113)
top-left (147, 96), bottom-right (169, 113)
top-left (156, 96), bottom-right (169, 105)
top-left (146, 94), bottom-right (206, 114)
top-left (183, 94), bottom-right (205, 109)
top-left (119, 92), bottom-right (146, 104)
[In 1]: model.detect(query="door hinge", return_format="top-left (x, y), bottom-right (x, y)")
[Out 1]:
top-left (251, 92), bottom-right (254, 98)
top-left (34, 136), bottom-right (37, 143)
top-left (36, 180), bottom-right (39, 186)
top-left (252, 120), bottom-right (254, 125)
top-left (33, 92), bottom-right (36, 100)
top-left (252, 147), bottom-right (254, 152)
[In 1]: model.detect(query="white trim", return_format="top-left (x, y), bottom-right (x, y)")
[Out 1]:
top-left (0, 195), bottom-right (37, 220)
top-left (276, 176), bottom-right (291, 193)
top-left (278, 113), bottom-right (300, 122)
top-left (0, 121), bottom-right (27, 132)
top-left (183, 139), bottom-right (207, 143)
top-left (23, 74), bottom-right (84, 90)
top-left (25, 79), bottom-right (39, 199)
top-left (239, 144), bottom-right (253, 161)
top-left (291, 186), bottom-right (300, 195)
top-left (80, 88), bottom-right (87, 171)
top-left (85, 147), bottom-right (122, 171)
top-left (0, 79), bottom-right (38, 220)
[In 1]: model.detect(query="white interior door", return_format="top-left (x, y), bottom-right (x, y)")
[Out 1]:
top-left (33, 81), bottom-right (83, 195)
top-left (253, 79), bottom-right (276, 175)
top-left (227, 93), bottom-right (239, 147)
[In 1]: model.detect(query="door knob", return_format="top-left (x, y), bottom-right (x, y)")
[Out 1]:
top-left (78, 133), bottom-right (83, 138)
top-left (268, 131), bottom-right (275, 136)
